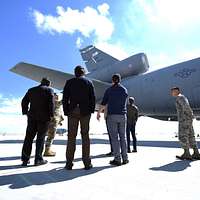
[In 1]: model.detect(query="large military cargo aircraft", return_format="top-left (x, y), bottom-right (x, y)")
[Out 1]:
top-left (10, 45), bottom-right (200, 121)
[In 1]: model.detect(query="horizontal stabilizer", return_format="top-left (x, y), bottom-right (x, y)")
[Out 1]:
top-left (10, 62), bottom-right (110, 101)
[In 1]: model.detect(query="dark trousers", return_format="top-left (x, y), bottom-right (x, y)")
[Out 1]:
top-left (66, 108), bottom-right (91, 166)
top-left (126, 123), bottom-right (137, 151)
top-left (106, 118), bottom-right (113, 152)
top-left (21, 117), bottom-right (49, 162)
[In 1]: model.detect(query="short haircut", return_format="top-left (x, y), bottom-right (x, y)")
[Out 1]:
top-left (129, 97), bottom-right (135, 104)
top-left (112, 74), bottom-right (121, 84)
top-left (74, 65), bottom-right (85, 77)
top-left (41, 77), bottom-right (51, 86)
top-left (171, 87), bottom-right (180, 91)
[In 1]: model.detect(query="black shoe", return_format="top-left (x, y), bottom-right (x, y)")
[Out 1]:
top-left (132, 150), bottom-right (137, 153)
top-left (84, 163), bottom-right (93, 170)
top-left (34, 159), bottom-right (48, 166)
top-left (122, 160), bottom-right (129, 165)
top-left (176, 155), bottom-right (193, 161)
top-left (127, 150), bottom-right (131, 153)
top-left (109, 160), bottom-right (122, 166)
top-left (65, 162), bottom-right (73, 170)
top-left (105, 152), bottom-right (113, 156)
top-left (21, 160), bottom-right (30, 166)
top-left (192, 153), bottom-right (200, 160)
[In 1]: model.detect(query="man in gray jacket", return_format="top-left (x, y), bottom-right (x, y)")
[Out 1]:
top-left (171, 87), bottom-right (200, 160)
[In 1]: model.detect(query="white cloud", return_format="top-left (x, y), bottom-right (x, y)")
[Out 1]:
top-left (148, 49), bottom-right (200, 71)
top-left (31, 3), bottom-right (130, 62)
top-left (136, 0), bottom-right (200, 29)
top-left (0, 95), bottom-right (21, 114)
top-left (95, 41), bottom-right (129, 60)
top-left (76, 37), bottom-right (83, 48)
top-left (0, 95), bottom-right (26, 134)
top-left (147, 53), bottom-right (171, 71)
top-left (32, 3), bottom-right (114, 42)
top-left (177, 50), bottom-right (200, 61)
top-left (97, 3), bottom-right (110, 16)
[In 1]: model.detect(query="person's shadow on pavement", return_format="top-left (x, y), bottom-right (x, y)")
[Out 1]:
top-left (0, 165), bottom-right (114, 189)
top-left (149, 160), bottom-right (194, 172)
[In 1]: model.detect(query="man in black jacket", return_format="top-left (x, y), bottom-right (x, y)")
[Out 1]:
top-left (21, 78), bottom-right (54, 166)
top-left (63, 66), bottom-right (96, 170)
top-left (126, 97), bottom-right (138, 153)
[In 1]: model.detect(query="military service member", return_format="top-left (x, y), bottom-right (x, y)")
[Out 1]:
top-left (171, 87), bottom-right (200, 160)
top-left (44, 93), bottom-right (64, 156)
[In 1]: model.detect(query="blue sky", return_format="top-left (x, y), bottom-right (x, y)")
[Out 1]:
top-left (1, 0), bottom-right (200, 132)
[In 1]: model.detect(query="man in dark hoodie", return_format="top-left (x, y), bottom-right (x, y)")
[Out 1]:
top-left (126, 97), bottom-right (138, 153)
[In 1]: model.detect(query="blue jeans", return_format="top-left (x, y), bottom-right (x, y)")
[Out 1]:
top-left (107, 114), bottom-right (128, 162)
top-left (126, 123), bottom-right (137, 151)
top-left (106, 118), bottom-right (113, 152)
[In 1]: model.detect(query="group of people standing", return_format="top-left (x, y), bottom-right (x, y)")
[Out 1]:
top-left (62, 66), bottom-right (139, 169)
top-left (20, 65), bottom-right (200, 170)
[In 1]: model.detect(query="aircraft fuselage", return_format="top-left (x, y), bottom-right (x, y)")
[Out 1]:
top-left (86, 57), bottom-right (200, 120)
top-left (122, 58), bottom-right (200, 119)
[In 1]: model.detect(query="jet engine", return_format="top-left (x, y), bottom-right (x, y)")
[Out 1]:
top-left (87, 53), bottom-right (149, 82)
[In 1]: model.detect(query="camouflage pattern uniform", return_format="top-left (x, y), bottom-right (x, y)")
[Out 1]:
top-left (176, 94), bottom-right (197, 149)
top-left (45, 100), bottom-right (64, 148)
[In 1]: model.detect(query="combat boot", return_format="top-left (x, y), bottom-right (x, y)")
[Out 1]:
top-left (43, 147), bottom-right (56, 157)
top-left (176, 148), bottom-right (193, 160)
top-left (192, 147), bottom-right (200, 160)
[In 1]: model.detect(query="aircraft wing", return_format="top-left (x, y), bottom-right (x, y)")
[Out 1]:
top-left (10, 62), bottom-right (110, 102)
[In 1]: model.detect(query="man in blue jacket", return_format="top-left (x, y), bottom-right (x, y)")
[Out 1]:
top-left (63, 66), bottom-right (96, 170)
top-left (97, 74), bottom-right (129, 166)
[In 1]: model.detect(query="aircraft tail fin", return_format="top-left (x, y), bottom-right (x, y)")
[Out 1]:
top-left (80, 45), bottom-right (119, 72)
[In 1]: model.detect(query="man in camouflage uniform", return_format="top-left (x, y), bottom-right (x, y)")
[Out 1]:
top-left (171, 87), bottom-right (200, 160)
top-left (44, 93), bottom-right (64, 156)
